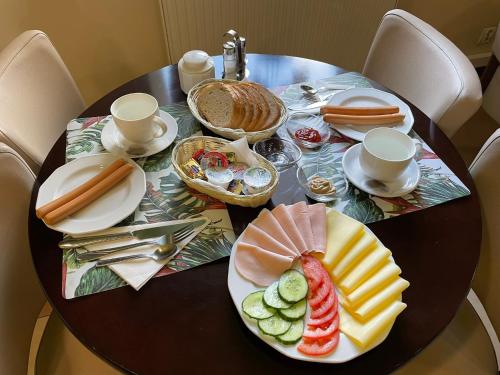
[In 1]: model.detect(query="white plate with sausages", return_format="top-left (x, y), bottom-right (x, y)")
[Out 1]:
top-left (327, 88), bottom-right (414, 141)
top-left (37, 154), bottom-right (146, 234)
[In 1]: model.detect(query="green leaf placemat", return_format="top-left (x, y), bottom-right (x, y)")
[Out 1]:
top-left (63, 102), bottom-right (236, 299)
top-left (275, 72), bottom-right (470, 223)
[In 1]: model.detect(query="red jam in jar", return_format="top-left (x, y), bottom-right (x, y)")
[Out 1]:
top-left (295, 127), bottom-right (321, 143)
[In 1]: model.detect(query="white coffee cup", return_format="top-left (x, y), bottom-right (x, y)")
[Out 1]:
top-left (110, 93), bottom-right (167, 144)
top-left (359, 128), bottom-right (421, 182)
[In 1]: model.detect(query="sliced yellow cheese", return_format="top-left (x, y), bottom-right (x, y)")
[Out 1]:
top-left (350, 277), bottom-right (409, 322)
top-left (340, 300), bottom-right (407, 348)
top-left (345, 262), bottom-right (402, 308)
top-left (339, 245), bottom-right (391, 294)
top-left (317, 210), bottom-right (364, 270)
top-left (332, 232), bottom-right (377, 281)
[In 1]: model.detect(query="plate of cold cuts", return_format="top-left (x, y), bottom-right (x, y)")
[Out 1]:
top-left (227, 202), bottom-right (409, 362)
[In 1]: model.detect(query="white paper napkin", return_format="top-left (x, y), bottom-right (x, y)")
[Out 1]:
top-left (75, 217), bottom-right (209, 290)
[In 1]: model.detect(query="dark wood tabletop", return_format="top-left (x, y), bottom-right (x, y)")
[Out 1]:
top-left (28, 54), bottom-right (481, 374)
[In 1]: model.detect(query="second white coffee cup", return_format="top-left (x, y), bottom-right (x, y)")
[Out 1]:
top-left (359, 128), bottom-right (421, 182)
top-left (111, 93), bottom-right (167, 144)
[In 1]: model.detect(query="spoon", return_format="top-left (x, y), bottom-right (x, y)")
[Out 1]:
top-left (94, 235), bottom-right (177, 267)
top-left (300, 84), bottom-right (355, 96)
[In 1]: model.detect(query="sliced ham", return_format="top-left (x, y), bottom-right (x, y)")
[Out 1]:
top-left (272, 204), bottom-right (308, 254)
top-left (240, 223), bottom-right (298, 258)
top-left (309, 203), bottom-right (327, 253)
top-left (253, 209), bottom-right (300, 256)
top-left (288, 201), bottom-right (315, 253)
top-left (235, 242), bottom-right (294, 286)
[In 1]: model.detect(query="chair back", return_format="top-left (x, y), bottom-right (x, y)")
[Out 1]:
top-left (470, 129), bottom-right (500, 335)
top-left (0, 143), bottom-right (45, 374)
top-left (363, 9), bottom-right (482, 138)
top-left (482, 22), bottom-right (500, 124)
top-left (0, 30), bottom-right (84, 173)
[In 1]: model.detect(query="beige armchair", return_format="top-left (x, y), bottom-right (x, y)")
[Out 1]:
top-left (482, 22), bottom-right (500, 124)
top-left (0, 30), bottom-right (85, 173)
top-left (0, 143), bottom-right (120, 374)
top-left (396, 130), bottom-right (500, 374)
top-left (363, 9), bottom-right (482, 138)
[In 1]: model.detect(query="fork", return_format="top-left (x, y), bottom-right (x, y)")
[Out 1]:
top-left (75, 225), bottom-right (195, 262)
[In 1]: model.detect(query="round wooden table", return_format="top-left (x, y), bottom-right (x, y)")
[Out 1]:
top-left (29, 54), bottom-right (481, 374)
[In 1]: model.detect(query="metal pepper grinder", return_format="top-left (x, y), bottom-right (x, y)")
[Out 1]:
top-left (223, 30), bottom-right (247, 80)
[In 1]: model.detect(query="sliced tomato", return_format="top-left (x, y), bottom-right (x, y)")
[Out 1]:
top-left (297, 334), bottom-right (340, 356)
top-left (307, 307), bottom-right (337, 328)
top-left (301, 256), bottom-right (323, 291)
top-left (303, 315), bottom-right (339, 340)
top-left (308, 276), bottom-right (332, 308)
top-left (310, 288), bottom-right (338, 319)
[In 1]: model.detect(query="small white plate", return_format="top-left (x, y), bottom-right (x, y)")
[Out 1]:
top-left (101, 110), bottom-right (178, 158)
top-left (327, 88), bottom-right (414, 141)
top-left (36, 154), bottom-right (146, 234)
top-left (227, 221), bottom-right (399, 363)
top-left (342, 144), bottom-right (420, 198)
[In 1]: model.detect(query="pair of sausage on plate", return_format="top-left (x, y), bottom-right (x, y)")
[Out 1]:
top-left (320, 105), bottom-right (405, 125)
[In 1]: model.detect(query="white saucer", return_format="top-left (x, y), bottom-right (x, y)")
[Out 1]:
top-left (342, 144), bottom-right (420, 198)
top-left (36, 153), bottom-right (146, 234)
top-left (328, 88), bottom-right (414, 142)
top-left (101, 110), bottom-right (178, 158)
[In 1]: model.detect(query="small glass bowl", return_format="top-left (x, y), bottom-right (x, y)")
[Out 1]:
top-left (286, 112), bottom-right (331, 149)
top-left (296, 163), bottom-right (349, 202)
top-left (253, 138), bottom-right (302, 172)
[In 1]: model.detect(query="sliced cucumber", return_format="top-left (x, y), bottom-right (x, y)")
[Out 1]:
top-left (263, 281), bottom-right (292, 309)
top-left (277, 320), bottom-right (304, 345)
top-left (278, 299), bottom-right (307, 321)
top-left (242, 291), bottom-right (275, 320)
top-left (258, 315), bottom-right (292, 336)
top-left (278, 269), bottom-right (308, 303)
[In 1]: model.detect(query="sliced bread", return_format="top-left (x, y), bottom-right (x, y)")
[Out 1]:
top-left (197, 82), bottom-right (238, 128)
top-left (250, 83), bottom-right (281, 130)
top-left (232, 84), bottom-right (254, 131)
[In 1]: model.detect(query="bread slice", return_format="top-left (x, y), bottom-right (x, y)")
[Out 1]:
top-left (232, 85), bottom-right (254, 131)
top-left (245, 83), bottom-right (269, 131)
top-left (226, 84), bottom-right (245, 129)
top-left (241, 83), bottom-right (265, 132)
top-left (197, 82), bottom-right (239, 128)
top-left (251, 83), bottom-right (281, 130)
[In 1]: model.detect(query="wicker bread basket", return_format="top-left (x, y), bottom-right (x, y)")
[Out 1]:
top-left (187, 78), bottom-right (288, 144)
top-left (172, 136), bottom-right (279, 207)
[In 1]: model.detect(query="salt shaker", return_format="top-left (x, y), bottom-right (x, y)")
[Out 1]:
top-left (222, 41), bottom-right (237, 80)
top-left (178, 50), bottom-right (215, 94)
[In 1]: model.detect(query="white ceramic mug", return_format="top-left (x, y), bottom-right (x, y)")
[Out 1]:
top-left (110, 93), bottom-right (167, 144)
top-left (359, 128), bottom-right (421, 182)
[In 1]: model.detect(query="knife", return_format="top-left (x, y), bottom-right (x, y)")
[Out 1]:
top-left (58, 219), bottom-right (206, 249)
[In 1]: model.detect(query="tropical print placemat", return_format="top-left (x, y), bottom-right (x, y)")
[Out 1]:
top-left (273, 72), bottom-right (470, 223)
top-left (63, 103), bottom-right (236, 298)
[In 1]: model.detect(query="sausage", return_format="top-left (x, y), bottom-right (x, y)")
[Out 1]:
top-left (323, 113), bottom-right (405, 125)
top-left (320, 105), bottom-right (399, 116)
top-left (36, 158), bottom-right (127, 218)
top-left (43, 163), bottom-right (134, 225)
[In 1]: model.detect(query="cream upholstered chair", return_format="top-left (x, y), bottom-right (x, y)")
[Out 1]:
top-left (482, 22), bottom-right (500, 124)
top-left (395, 130), bottom-right (500, 374)
top-left (363, 9), bottom-right (482, 138)
top-left (0, 143), bottom-right (120, 374)
top-left (0, 30), bottom-right (85, 173)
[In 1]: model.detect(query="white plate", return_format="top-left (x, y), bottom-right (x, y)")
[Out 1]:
top-left (36, 154), bottom-right (146, 234)
top-left (342, 144), bottom-right (420, 198)
top-left (101, 110), bottom-right (178, 158)
top-left (227, 220), bottom-right (400, 363)
top-left (327, 88), bottom-right (414, 141)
